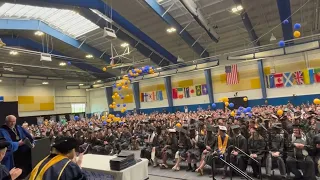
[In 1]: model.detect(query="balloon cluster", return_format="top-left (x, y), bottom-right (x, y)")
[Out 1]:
top-left (106, 114), bottom-right (121, 123)
top-left (279, 21), bottom-right (302, 47)
top-left (231, 106), bottom-right (252, 117)
top-left (127, 66), bottom-right (155, 79)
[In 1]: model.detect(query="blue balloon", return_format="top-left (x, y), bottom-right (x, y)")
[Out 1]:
top-left (237, 110), bottom-right (241, 115)
top-left (117, 104), bottom-right (120, 107)
top-left (243, 108), bottom-right (247, 113)
top-left (246, 107), bottom-right (252, 112)
top-left (278, 40), bottom-right (285, 47)
top-left (211, 103), bottom-right (216, 108)
top-left (123, 104), bottom-right (126, 107)
top-left (248, 113), bottom-right (252, 117)
top-left (118, 87), bottom-right (122, 90)
top-left (238, 106), bottom-right (243, 111)
top-left (103, 121), bottom-right (107, 125)
top-left (229, 103), bottom-right (234, 108)
top-left (282, 19), bottom-right (289, 24)
top-left (67, 61), bottom-right (71, 65)
top-left (294, 23), bottom-right (301, 30)
top-left (121, 96), bottom-right (124, 99)
top-left (119, 122), bottom-right (124, 125)
top-left (89, 122), bottom-right (92, 125)
top-left (116, 114), bottom-right (120, 117)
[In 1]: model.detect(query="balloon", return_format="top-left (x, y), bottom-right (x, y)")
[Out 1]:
top-left (126, 94), bottom-right (130, 97)
top-left (109, 104), bottom-right (113, 108)
top-left (246, 107), bottom-right (252, 112)
top-left (112, 95), bottom-right (115, 99)
top-left (236, 110), bottom-right (241, 115)
top-left (116, 83), bottom-right (121, 87)
top-left (293, 31), bottom-right (301, 38)
top-left (102, 67), bottom-right (107, 71)
top-left (229, 103), bottom-right (234, 108)
top-left (278, 40), bottom-right (285, 47)
top-left (282, 19), bottom-right (289, 24)
top-left (239, 106), bottom-right (244, 111)
top-left (294, 23), bottom-right (301, 30)
top-left (225, 102), bottom-right (229, 107)
top-left (118, 87), bottom-right (122, 90)
top-left (121, 109), bottom-right (125, 113)
top-left (107, 119), bottom-right (111, 123)
top-left (116, 114), bottom-right (120, 117)
top-left (243, 97), bottom-right (248, 102)
top-left (108, 114), bottom-right (112, 118)
top-left (277, 109), bottom-right (284, 116)
top-left (176, 123), bottom-right (182, 128)
top-left (314, 98), bottom-right (320, 105)
top-left (112, 102), bottom-right (116, 105)
top-left (123, 104), bottom-right (126, 107)
top-left (101, 116), bottom-right (105, 120)
top-left (223, 97), bottom-right (229, 102)
top-left (117, 104), bottom-right (120, 107)
top-left (243, 108), bottom-right (247, 113)
top-left (248, 113), bottom-right (252, 118)
top-left (122, 86), bottom-right (126, 89)
top-left (74, 116), bottom-right (79, 121)
top-left (67, 61), bottom-right (71, 65)
top-left (230, 111), bottom-right (235, 117)
top-left (211, 103), bottom-right (216, 108)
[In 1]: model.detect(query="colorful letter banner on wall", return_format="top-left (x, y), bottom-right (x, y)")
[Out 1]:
top-left (140, 91), bottom-right (163, 102)
top-left (266, 68), bottom-right (320, 88)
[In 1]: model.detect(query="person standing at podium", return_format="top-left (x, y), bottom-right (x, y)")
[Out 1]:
top-left (0, 115), bottom-right (34, 178)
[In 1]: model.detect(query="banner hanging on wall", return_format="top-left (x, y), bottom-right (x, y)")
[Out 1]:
top-left (140, 91), bottom-right (163, 102)
top-left (173, 84), bottom-right (207, 99)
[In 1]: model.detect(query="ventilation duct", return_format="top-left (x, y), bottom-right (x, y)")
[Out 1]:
top-left (179, 0), bottom-right (220, 42)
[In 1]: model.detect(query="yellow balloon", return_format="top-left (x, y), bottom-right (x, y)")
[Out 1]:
top-left (230, 111), bottom-right (235, 117)
top-left (314, 98), bottom-right (320, 105)
top-left (116, 83), bottom-right (121, 87)
top-left (126, 94), bottom-right (130, 97)
top-left (122, 86), bottom-right (126, 89)
top-left (123, 107), bottom-right (127, 111)
top-left (108, 114), bottom-right (112, 118)
top-left (294, 31), bottom-right (301, 38)
top-left (101, 116), bottom-right (105, 120)
top-left (277, 109), bottom-right (284, 116)
top-left (243, 97), bottom-right (248, 102)
top-left (121, 109), bottom-right (125, 113)
top-left (223, 97), bottom-right (229, 102)
top-left (112, 102), bottom-right (116, 105)
top-left (107, 119), bottom-right (111, 123)
top-left (112, 95), bottom-right (115, 99)
top-left (176, 123), bottom-right (182, 127)
top-left (225, 102), bottom-right (229, 107)
top-left (102, 67), bottom-right (107, 72)
top-left (109, 104), bottom-right (113, 108)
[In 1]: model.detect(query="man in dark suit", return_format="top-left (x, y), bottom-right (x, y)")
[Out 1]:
top-left (0, 115), bottom-right (34, 178)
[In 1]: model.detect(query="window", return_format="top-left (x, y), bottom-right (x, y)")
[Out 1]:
top-left (71, 104), bottom-right (86, 113)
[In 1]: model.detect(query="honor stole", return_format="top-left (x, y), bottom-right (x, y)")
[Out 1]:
top-left (218, 135), bottom-right (229, 154)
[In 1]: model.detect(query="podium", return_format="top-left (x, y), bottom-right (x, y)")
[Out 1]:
top-left (31, 137), bottom-right (51, 168)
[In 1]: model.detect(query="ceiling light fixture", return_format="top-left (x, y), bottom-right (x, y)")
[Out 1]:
top-left (121, 43), bottom-right (129, 48)
top-left (79, 83), bottom-right (84, 86)
top-left (9, 51), bottom-right (18, 55)
top-left (157, 0), bottom-right (163, 3)
top-left (42, 82), bottom-right (49, 85)
top-left (166, 27), bottom-right (176, 33)
top-left (59, 62), bottom-right (66, 66)
top-left (34, 31), bottom-right (44, 36)
top-left (231, 5), bottom-right (243, 13)
top-left (0, 80), bottom-right (2, 82)
top-left (85, 54), bottom-right (93, 59)
top-left (96, 80), bottom-right (101, 83)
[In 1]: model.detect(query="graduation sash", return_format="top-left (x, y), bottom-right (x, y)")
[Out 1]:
top-left (29, 155), bottom-right (71, 180)
top-left (218, 135), bottom-right (229, 154)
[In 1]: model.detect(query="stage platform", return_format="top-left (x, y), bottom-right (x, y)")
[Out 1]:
top-left (82, 154), bottom-right (149, 180)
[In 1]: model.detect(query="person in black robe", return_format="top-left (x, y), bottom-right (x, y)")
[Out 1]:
top-left (0, 137), bottom-right (22, 180)
top-left (29, 137), bottom-right (87, 180)
top-left (229, 125), bottom-right (248, 175)
top-left (160, 129), bottom-right (178, 169)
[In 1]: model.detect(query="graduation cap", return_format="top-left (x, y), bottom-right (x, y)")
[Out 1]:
top-left (231, 125), bottom-right (240, 130)
top-left (0, 137), bottom-right (10, 150)
top-left (75, 127), bottom-right (80, 131)
top-left (182, 124), bottom-right (189, 129)
top-left (177, 127), bottom-right (187, 134)
top-left (189, 125), bottom-right (196, 131)
top-left (206, 125), bottom-right (214, 132)
top-left (167, 129), bottom-right (176, 133)
top-left (218, 126), bottom-right (227, 131)
top-left (199, 115), bottom-right (205, 120)
top-left (292, 124), bottom-right (303, 129)
top-left (52, 137), bottom-right (78, 154)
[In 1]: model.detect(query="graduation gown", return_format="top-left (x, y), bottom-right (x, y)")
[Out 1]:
top-left (29, 154), bottom-right (87, 180)
top-left (0, 125), bottom-right (34, 171)
top-left (0, 164), bottom-right (10, 180)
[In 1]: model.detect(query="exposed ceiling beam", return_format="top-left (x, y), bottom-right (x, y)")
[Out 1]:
top-left (144, 0), bottom-right (209, 58)
top-left (0, 36), bottom-right (113, 79)
top-left (233, 0), bottom-right (260, 46)
top-left (21, 0), bottom-right (178, 64)
top-left (276, 0), bottom-right (294, 41)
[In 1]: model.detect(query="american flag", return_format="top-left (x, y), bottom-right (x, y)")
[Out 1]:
top-left (294, 71), bottom-right (304, 85)
top-left (225, 64), bottom-right (239, 85)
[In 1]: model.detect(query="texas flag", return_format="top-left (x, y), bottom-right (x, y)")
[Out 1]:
top-left (274, 73), bottom-right (284, 88)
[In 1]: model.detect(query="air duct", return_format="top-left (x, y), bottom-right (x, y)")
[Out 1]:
top-left (179, 0), bottom-right (220, 42)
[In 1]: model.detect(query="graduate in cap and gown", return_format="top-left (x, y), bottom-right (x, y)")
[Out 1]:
top-left (29, 137), bottom-right (87, 180)
top-left (0, 137), bottom-right (22, 180)
top-left (229, 125), bottom-right (248, 174)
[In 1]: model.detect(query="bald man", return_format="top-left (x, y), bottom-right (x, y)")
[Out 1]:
top-left (0, 115), bottom-right (34, 179)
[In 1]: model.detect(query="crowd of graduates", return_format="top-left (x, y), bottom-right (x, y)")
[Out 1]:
top-left (22, 102), bottom-right (320, 180)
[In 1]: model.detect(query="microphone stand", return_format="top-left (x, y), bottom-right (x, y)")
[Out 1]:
top-left (219, 157), bottom-right (254, 180)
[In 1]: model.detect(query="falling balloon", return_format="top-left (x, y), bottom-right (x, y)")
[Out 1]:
top-left (294, 23), bottom-right (301, 30)
top-left (278, 40), bottom-right (285, 47)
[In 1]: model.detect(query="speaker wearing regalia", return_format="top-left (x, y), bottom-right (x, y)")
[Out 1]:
top-left (30, 137), bottom-right (87, 180)
top-left (0, 115), bottom-right (34, 178)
